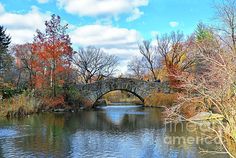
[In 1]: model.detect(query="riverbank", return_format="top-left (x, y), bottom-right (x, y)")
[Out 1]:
top-left (0, 91), bottom-right (82, 118)
top-left (0, 92), bottom-right (39, 118)
top-left (144, 92), bottom-right (178, 108)
top-left (0, 91), bottom-right (221, 122)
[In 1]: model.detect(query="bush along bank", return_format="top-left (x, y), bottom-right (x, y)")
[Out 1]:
top-left (0, 89), bottom-right (83, 118)
top-left (0, 91), bottom-right (40, 118)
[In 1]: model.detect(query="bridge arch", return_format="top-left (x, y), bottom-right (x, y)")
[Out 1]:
top-left (94, 89), bottom-right (145, 106)
top-left (76, 78), bottom-right (169, 108)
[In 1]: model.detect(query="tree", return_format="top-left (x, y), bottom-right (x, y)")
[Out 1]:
top-left (127, 57), bottom-right (145, 80)
top-left (177, 14), bottom-right (236, 157)
top-left (0, 26), bottom-right (11, 76)
top-left (195, 22), bottom-right (213, 42)
top-left (156, 31), bottom-right (195, 89)
top-left (13, 43), bottom-right (35, 89)
top-left (157, 31), bottom-right (184, 67)
top-left (193, 23), bottom-right (217, 77)
top-left (73, 46), bottom-right (118, 83)
top-left (179, 34), bottom-right (236, 157)
top-left (32, 14), bottom-right (73, 97)
top-left (138, 40), bottom-right (159, 81)
top-left (214, 0), bottom-right (236, 53)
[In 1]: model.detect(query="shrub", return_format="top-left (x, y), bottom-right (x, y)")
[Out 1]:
top-left (178, 98), bottom-right (207, 118)
top-left (144, 92), bottom-right (178, 107)
top-left (0, 91), bottom-right (41, 117)
top-left (41, 95), bottom-right (65, 108)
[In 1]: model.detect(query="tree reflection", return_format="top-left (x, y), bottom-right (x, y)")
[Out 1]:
top-left (0, 107), bottom-right (226, 158)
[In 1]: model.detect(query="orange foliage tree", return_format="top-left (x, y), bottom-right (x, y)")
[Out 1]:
top-left (32, 14), bottom-right (73, 97)
top-left (157, 31), bottom-right (195, 90)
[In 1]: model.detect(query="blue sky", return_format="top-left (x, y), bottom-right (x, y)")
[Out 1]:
top-left (0, 0), bottom-right (219, 74)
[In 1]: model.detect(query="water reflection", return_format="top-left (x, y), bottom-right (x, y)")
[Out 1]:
top-left (101, 105), bottom-right (147, 125)
top-left (0, 128), bottom-right (18, 138)
top-left (0, 105), bottom-right (228, 158)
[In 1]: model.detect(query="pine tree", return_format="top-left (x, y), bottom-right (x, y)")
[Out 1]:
top-left (0, 26), bottom-right (11, 74)
top-left (195, 23), bottom-right (213, 42)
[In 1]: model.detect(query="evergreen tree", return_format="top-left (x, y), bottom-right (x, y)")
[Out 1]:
top-left (0, 26), bottom-right (11, 74)
top-left (195, 23), bottom-right (213, 42)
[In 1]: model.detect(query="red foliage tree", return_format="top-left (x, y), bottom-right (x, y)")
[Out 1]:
top-left (32, 14), bottom-right (73, 97)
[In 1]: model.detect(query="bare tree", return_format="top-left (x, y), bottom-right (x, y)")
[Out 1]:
top-left (166, 21), bottom-right (236, 157)
top-left (138, 40), bottom-right (159, 81)
top-left (178, 37), bottom-right (236, 157)
top-left (156, 34), bottom-right (171, 65)
top-left (214, 0), bottom-right (236, 53)
top-left (73, 46), bottom-right (118, 83)
top-left (155, 31), bottom-right (195, 89)
top-left (13, 43), bottom-right (35, 89)
top-left (156, 31), bottom-right (188, 68)
top-left (127, 57), bottom-right (146, 80)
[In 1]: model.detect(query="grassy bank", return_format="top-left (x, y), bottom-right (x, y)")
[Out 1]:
top-left (0, 91), bottom-right (80, 118)
top-left (0, 91), bottom-right (41, 118)
top-left (106, 98), bottom-right (143, 105)
top-left (144, 92), bottom-right (178, 108)
top-left (102, 90), bottom-right (143, 105)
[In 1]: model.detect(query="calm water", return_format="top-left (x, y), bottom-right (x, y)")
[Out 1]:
top-left (0, 105), bottom-right (228, 158)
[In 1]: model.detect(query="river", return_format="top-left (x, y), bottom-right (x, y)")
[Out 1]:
top-left (0, 105), bottom-right (228, 158)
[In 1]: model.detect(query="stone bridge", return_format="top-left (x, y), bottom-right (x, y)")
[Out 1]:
top-left (76, 78), bottom-right (170, 108)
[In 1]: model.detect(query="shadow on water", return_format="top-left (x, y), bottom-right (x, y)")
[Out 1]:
top-left (0, 105), bottom-right (228, 158)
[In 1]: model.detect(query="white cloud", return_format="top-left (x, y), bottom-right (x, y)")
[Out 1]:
top-left (95, 17), bottom-right (113, 25)
top-left (0, 6), bottom-right (50, 44)
top-left (0, 2), bottom-right (143, 75)
top-left (70, 24), bottom-right (143, 74)
top-left (116, 59), bottom-right (131, 76)
top-left (57, 0), bottom-right (148, 21)
top-left (0, 3), bottom-right (4, 14)
top-left (70, 24), bottom-right (142, 49)
top-left (37, 0), bottom-right (49, 4)
top-left (169, 21), bottom-right (179, 28)
top-left (102, 48), bottom-right (141, 76)
top-left (126, 8), bottom-right (144, 22)
top-left (102, 48), bottom-right (142, 59)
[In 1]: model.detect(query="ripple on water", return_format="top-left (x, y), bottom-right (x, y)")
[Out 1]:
top-left (0, 128), bottom-right (18, 138)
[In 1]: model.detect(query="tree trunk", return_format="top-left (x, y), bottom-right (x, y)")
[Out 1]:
top-left (16, 70), bottom-right (22, 89)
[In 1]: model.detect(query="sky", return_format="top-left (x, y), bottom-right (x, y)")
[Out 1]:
top-left (0, 0), bottom-right (219, 75)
